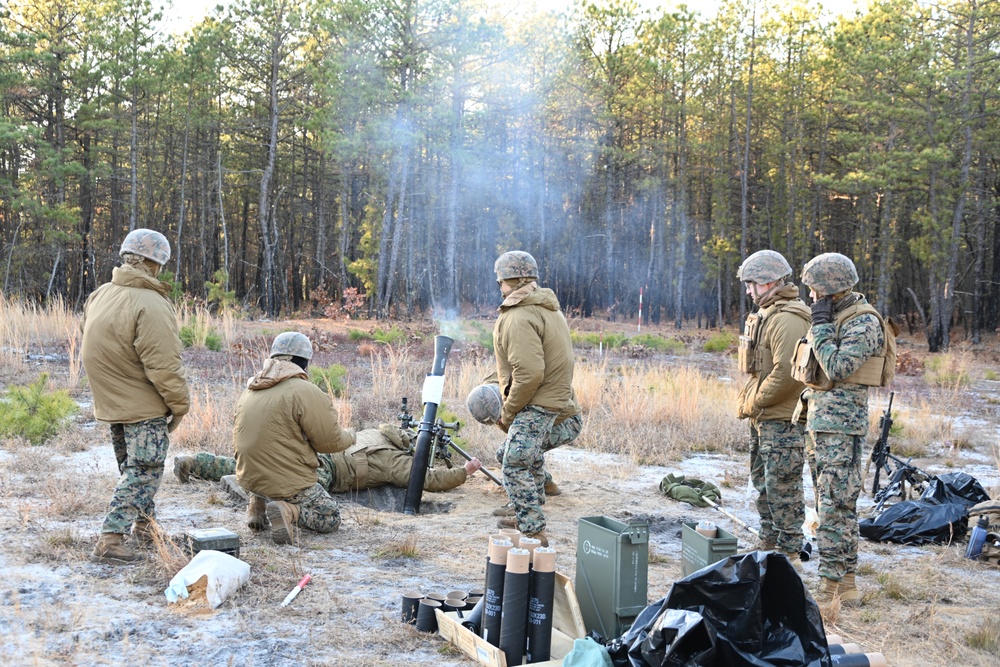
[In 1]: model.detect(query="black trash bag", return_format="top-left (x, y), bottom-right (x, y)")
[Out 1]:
top-left (659, 551), bottom-right (830, 667)
top-left (639, 608), bottom-right (716, 667)
top-left (860, 500), bottom-right (968, 545)
top-left (607, 597), bottom-right (670, 667)
top-left (921, 472), bottom-right (990, 507)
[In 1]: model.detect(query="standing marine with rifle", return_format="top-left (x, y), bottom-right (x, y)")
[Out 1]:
top-left (795, 253), bottom-right (892, 609)
top-left (736, 250), bottom-right (811, 569)
top-left (491, 250), bottom-right (583, 547)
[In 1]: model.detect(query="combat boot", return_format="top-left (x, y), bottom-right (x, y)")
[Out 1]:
top-left (524, 530), bottom-right (549, 547)
top-left (817, 574), bottom-right (862, 610)
top-left (173, 455), bottom-right (195, 483)
top-left (130, 519), bottom-right (156, 547)
top-left (90, 533), bottom-right (141, 564)
top-left (265, 501), bottom-right (300, 545)
top-left (543, 481), bottom-right (562, 496)
top-left (247, 496), bottom-right (268, 531)
top-left (496, 517), bottom-right (519, 530)
top-left (491, 502), bottom-right (516, 517)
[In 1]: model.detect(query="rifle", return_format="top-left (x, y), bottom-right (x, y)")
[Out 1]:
top-left (399, 397), bottom-right (503, 487)
top-left (868, 392), bottom-right (930, 514)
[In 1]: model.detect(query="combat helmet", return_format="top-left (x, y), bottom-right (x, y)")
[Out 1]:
top-left (466, 383), bottom-right (503, 424)
top-left (801, 253), bottom-right (859, 297)
top-left (494, 251), bottom-right (538, 282)
top-left (120, 228), bottom-right (171, 266)
top-left (270, 332), bottom-right (313, 360)
top-left (737, 250), bottom-right (792, 284)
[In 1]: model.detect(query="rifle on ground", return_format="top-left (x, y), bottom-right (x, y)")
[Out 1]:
top-left (399, 397), bottom-right (503, 487)
top-left (868, 392), bottom-right (930, 514)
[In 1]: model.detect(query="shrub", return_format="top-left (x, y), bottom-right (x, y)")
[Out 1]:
top-left (470, 321), bottom-right (494, 353)
top-left (923, 353), bottom-right (971, 388)
top-left (309, 364), bottom-right (348, 396)
top-left (373, 326), bottom-right (408, 345)
top-left (632, 333), bottom-right (686, 354)
top-left (571, 331), bottom-right (627, 349)
top-left (205, 269), bottom-right (237, 310)
top-left (179, 317), bottom-right (223, 351)
top-left (985, 369), bottom-right (999, 382)
top-left (704, 332), bottom-right (736, 353)
top-left (349, 329), bottom-right (372, 341)
top-left (0, 374), bottom-right (78, 445)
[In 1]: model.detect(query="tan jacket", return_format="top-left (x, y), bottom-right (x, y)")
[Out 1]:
top-left (494, 284), bottom-right (579, 426)
top-left (235, 359), bottom-right (355, 499)
top-left (738, 285), bottom-right (811, 423)
top-left (81, 264), bottom-right (190, 424)
top-left (328, 426), bottom-right (467, 493)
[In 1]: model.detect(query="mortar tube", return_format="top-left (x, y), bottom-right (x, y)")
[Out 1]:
top-left (830, 652), bottom-right (887, 667)
top-left (461, 595), bottom-right (486, 634)
top-left (499, 548), bottom-right (531, 666)
top-left (482, 538), bottom-right (514, 646)
top-left (828, 643), bottom-right (864, 655)
top-left (525, 546), bottom-right (556, 664)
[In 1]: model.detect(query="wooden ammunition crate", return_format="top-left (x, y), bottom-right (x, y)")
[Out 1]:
top-left (436, 572), bottom-right (587, 667)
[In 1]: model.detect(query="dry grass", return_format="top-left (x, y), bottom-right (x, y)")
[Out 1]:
top-left (171, 384), bottom-right (242, 455)
top-left (372, 535), bottom-right (421, 560)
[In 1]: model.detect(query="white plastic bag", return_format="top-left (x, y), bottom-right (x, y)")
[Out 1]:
top-left (164, 550), bottom-right (251, 609)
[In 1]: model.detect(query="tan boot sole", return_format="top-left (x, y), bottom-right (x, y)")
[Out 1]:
top-left (266, 503), bottom-right (297, 545)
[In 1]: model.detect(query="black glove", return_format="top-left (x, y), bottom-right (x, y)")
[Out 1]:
top-left (810, 296), bottom-right (834, 325)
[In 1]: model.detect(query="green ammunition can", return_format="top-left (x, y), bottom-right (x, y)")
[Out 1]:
top-left (186, 528), bottom-right (240, 558)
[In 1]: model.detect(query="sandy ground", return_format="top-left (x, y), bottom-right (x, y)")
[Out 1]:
top-left (2, 332), bottom-right (1000, 666)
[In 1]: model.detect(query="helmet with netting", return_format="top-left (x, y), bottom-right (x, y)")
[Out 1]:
top-left (494, 251), bottom-right (538, 281)
top-left (737, 250), bottom-right (792, 284)
top-left (270, 332), bottom-right (313, 360)
top-left (466, 383), bottom-right (503, 424)
top-left (801, 253), bottom-right (859, 297)
top-left (120, 229), bottom-right (171, 266)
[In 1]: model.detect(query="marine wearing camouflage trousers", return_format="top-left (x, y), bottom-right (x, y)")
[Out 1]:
top-left (101, 417), bottom-right (169, 534)
top-left (184, 452), bottom-right (336, 491)
top-left (250, 484), bottom-right (341, 534)
top-left (503, 405), bottom-right (564, 534)
top-left (496, 412), bottom-right (583, 489)
top-left (807, 432), bottom-right (863, 580)
top-left (750, 420), bottom-right (805, 556)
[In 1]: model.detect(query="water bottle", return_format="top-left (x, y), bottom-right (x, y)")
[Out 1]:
top-left (965, 515), bottom-right (989, 560)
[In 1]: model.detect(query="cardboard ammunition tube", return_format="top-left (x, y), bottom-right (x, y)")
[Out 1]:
top-left (415, 598), bottom-right (441, 633)
top-left (525, 546), bottom-right (556, 663)
top-left (828, 643), bottom-right (864, 655)
top-left (461, 595), bottom-right (485, 634)
top-left (447, 590), bottom-right (468, 601)
top-left (425, 591), bottom-right (447, 603)
top-left (500, 528), bottom-right (521, 547)
top-left (443, 597), bottom-right (465, 613)
top-left (401, 591), bottom-right (424, 625)
top-left (830, 653), bottom-right (887, 667)
top-left (826, 634), bottom-right (844, 646)
top-left (482, 539), bottom-right (514, 646)
top-left (464, 595), bottom-right (482, 610)
top-left (499, 549), bottom-right (531, 666)
top-left (519, 537), bottom-right (542, 563)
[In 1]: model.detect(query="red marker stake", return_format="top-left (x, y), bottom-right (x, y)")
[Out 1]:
top-left (280, 574), bottom-right (312, 608)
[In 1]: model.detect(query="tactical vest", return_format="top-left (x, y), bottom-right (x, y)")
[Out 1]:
top-left (792, 300), bottom-right (899, 390)
top-left (738, 300), bottom-right (811, 376)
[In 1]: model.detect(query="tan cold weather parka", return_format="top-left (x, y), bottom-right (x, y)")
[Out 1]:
top-left (235, 359), bottom-right (355, 499)
top-left (328, 425), bottom-right (467, 493)
top-left (81, 263), bottom-right (190, 424)
top-left (737, 283), bottom-right (811, 423)
top-left (494, 283), bottom-right (579, 426)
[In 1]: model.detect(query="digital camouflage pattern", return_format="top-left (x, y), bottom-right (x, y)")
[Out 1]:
top-left (120, 228), bottom-right (171, 266)
top-left (737, 250), bottom-right (793, 284)
top-left (501, 405), bottom-right (564, 534)
top-left (803, 304), bottom-right (883, 436)
top-left (801, 253), bottom-right (859, 297)
top-left (270, 331), bottom-right (313, 360)
top-left (494, 250), bottom-right (538, 281)
top-left (807, 431), bottom-right (863, 581)
top-left (101, 417), bottom-right (170, 534)
top-left (750, 421), bottom-right (805, 556)
top-left (467, 383), bottom-right (503, 424)
top-left (251, 483), bottom-right (341, 533)
top-left (496, 412), bottom-right (582, 490)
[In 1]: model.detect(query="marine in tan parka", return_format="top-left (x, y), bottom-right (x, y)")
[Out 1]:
top-left (234, 332), bottom-right (356, 544)
top-left (83, 229), bottom-right (190, 564)
top-left (736, 250), bottom-right (810, 567)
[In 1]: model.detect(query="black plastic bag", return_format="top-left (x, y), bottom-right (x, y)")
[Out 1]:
top-left (639, 608), bottom-right (716, 667)
top-left (921, 472), bottom-right (990, 507)
top-left (860, 500), bottom-right (968, 545)
top-left (640, 552), bottom-right (830, 667)
top-left (607, 597), bottom-right (670, 667)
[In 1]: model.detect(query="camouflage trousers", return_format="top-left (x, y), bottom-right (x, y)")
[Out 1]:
top-left (250, 483), bottom-right (341, 533)
top-left (101, 417), bottom-right (169, 535)
top-left (807, 431), bottom-right (863, 581)
top-left (502, 406), bottom-right (579, 534)
top-left (496, 412), bottom-right (583, 488)
top-left (749, 420), bottom-right (805, 555)
top-left (188, 453), bottom-right (337, 491)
